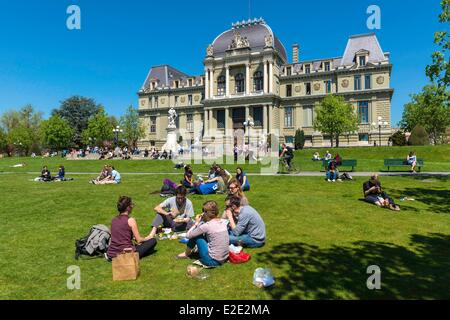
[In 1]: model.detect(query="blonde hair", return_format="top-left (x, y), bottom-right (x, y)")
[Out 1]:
top-left (202, 201), bottom-right (219, 222)
top-left (228, 178), bottom-right (244, 198)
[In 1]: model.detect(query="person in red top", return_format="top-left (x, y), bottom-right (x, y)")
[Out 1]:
top-left (106, 196), bottom-right (157, 261)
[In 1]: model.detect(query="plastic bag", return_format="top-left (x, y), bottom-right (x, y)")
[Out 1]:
top-left (253, 268), bottom-right (275, 288)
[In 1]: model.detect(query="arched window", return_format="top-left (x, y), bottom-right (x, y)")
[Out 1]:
top-left (253, 71), bottom-right (263, 92)
top-left (217, 75), bottom-right (226, 96)
top-left (235, 73), bottom-right (245, 93)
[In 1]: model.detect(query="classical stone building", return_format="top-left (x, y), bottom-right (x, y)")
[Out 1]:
top-left (137, 18), bottom-right (393, 149)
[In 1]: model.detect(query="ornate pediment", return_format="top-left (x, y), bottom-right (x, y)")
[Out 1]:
top-left (228, 31), bottom-right (250, 50)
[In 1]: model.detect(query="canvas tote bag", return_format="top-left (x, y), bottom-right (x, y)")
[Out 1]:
top-left (112, 248), bottom-right (140, 281)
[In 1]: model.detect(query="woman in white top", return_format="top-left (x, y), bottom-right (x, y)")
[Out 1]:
top-left (406, 151), bottom-right (417, 173)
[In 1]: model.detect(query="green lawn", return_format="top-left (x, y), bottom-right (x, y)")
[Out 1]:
top-left (0, 160), bottom-right (449, 299)
top-left (1, 145), bottom-right (450, 174)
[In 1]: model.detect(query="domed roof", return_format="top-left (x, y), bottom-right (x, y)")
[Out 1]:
top-left (211, 19), bottom-right (287, 62)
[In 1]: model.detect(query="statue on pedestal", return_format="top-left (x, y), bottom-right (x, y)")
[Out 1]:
top-left (168, 108), bottom-right (177, 129)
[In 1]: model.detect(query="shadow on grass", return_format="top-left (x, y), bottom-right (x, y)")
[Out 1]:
top-left (257, 233), bottom-right (450, 299)
top-left (390, 187), bottom-right (450, 214)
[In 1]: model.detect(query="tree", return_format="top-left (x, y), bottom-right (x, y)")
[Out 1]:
top-left (119, 105), bottom-right (145, 149)
top-left (41, 115), bottom-right (74, 151)
top-left (0, 128), bottom-right (7, 154)
top-left (390, 130), bottom-right (407, 146)
top-left (426, 0), bottom-right (450, 88)
top-left (52, 96), bottom-right (102, 146)
top-left (400, 84), bottom-right (450, 144)
top-left (6, 126), bottom-right (34, 156)
top-left (294, 129), bottom-right (305, 150)
top-left (82, 108), bottom-right (114, 147)
top-left (409, 125), bottom-right (430, 146)
top-left (314, 95), bottom-right (359, 147)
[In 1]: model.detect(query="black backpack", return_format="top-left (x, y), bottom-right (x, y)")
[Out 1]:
top-left (160, 184), bottom-right (176, 197)
top-left (75, 225), bottom-right (111, 260)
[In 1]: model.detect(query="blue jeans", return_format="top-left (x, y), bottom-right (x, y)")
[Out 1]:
top-left (187, 236), bottom-right (221, 267)
top-left (229, 232), bottom-right (265, 248)
top-left (326, 171), bottom-right (338, 180)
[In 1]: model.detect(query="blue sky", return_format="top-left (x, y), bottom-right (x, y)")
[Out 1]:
top-left (0, 0), bottom-right (444, 125)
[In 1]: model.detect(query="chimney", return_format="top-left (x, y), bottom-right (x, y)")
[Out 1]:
top-left (292, 44), bottom-right (299, 64)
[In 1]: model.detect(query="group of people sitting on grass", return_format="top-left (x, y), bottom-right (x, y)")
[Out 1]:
top-left (105, 176), bottom-right (264, 268)
top-left (179, 164), bottom-right (250, 195)
top-left (34, 165), bottom-right (71, 182)
top-left (324, 153), bottom-right (343, 182)
top-left (90, 165), bottom-right (121, 184)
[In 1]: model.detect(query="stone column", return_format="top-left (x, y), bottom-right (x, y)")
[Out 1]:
top-left (263, 62), bottom-right (268, 94)
top-left (209, 109), bottom-right (214, 130)
top-left (209, 69), bottom-right (214, 98)
top-left (263, 105), bottom-right (268, 134)
top-left (204, 109), bottom-right (209, 135)
top-left (226, 66), bottom-right (230, 97)
top-left (269, 61), bottom-right (274, 94)
top-left (246, 63), bottom-right (251, 95)
top-left (205, 69), bottom-right (209, 99)
top-left (268, 104), bottom-right (273, 133)
top-left (225, 108), bottom-right (230, 131)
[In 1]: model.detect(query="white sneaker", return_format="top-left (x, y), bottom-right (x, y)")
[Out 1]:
top-left (327, 179), bottom-right (331, 182)
top-left (332, 180), bottom-right (336, 182)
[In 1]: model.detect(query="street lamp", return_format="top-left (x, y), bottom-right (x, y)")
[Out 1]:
top-left (243, 118), bottom-right (255, 147)
top-left (371, 116), bottom-right (388, 147)
top-left (113, 126), bottom-right (123, 147)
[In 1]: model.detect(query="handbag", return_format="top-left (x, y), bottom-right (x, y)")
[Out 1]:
top-left (112, 248), bottom-right (140, 281)
top-left (229, 250), bottom-right (251, 264)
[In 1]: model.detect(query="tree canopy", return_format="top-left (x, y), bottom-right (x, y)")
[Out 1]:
top-left (120, 105), bottom-right (145, 149)
top-left (41, 115), bottom-right (74, 151)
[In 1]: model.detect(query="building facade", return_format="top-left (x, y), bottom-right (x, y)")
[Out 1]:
top-left (137, 18), bottom-right (394, 149)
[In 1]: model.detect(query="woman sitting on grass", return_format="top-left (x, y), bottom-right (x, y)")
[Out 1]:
top-left (182, 165), bottom-right (195, 189)
top-left (363, 174), bottom-right (400, 211)
top-left (35, 166), bottom-right (52, 182)
top-left (91, 165), bottom-right (110, 184)
top-left (227, 178), bottom-right (249, 206)
top-left (236, 167), bottom-right (250, 191)
top-left (177, 201), bottom-right (229, 267)
top-left (106, 196), bottom-right (157, 262)
top-left (406, 151), bottom-right (417, 173)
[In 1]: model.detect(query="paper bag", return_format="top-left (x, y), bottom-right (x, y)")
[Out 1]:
top-left (112, 249), bottom-right (140, 281)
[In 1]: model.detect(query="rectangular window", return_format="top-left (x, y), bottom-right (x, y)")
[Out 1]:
top-left (325, 80), bottom-right (332, 94)
top-left (154, 97), bottom-right (159, 108)
top-left (303, 106), bottom-right (313, 127)
top-left (174, 81), bottom-right (179, 88)
top-left (284, 107), bottom-right (293, 128)
top-left (188, 95), bottom-right (193, 105)
top-left (286, 67), bottom-right (292, 76)
top-left (188, 79), bottom-right (193, 86)
top-left (175, 96), bottom-right (179, 106)
top-left (150, 116), bottom-right (157, 133)
top-left (358, 101), bottom-right (369, 124)
top-left (305, 64), bottom-right (311, 74)
top-left (285, 136), bottom-right (294, 144)
top-left (286, 84), bottom-right (292, 97)
top-left (253, 107), bottom-right (263, 127)
top-left (359, 56), bottom-right (366, 67)
top-left (354, 76), bottom-right (361, 91)
top-left (324, 62), bottom-right (330, 72)
top-left (359, 133), bottom-right (369, 141)
top-left (217, 110), bottom-right (225, 129)
top-left (186, 114), bottom-right (194, 132)
top-left (306, 82), bottom-right (311, 95)
top-left (365, 75), bottom-right (371, 89)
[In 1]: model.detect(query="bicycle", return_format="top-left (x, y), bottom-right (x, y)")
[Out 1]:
top-left (278, 156), bottom-right (298, 174)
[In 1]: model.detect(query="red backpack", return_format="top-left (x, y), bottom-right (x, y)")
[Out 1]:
top-left (229, 251), bottom-right (251, 264)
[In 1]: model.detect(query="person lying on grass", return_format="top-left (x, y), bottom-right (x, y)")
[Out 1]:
top-left (224, 196), bottom-right (266, 248)
top-left (176, 200), bottom-right (229, 268)
top-left (149, 186), bottom-right (195, 238)
top-left (105, 196), bottom-right (157, 262)
top-left (363, 174), bottom-right (400, 211)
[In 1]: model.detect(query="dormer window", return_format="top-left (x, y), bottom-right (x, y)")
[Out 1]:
top-left (286, 67), bottom-right (292, 76)
top-left (174, 81), bottom-right (179, 88)
top-left (324, 61), bottom-right (331, 72)
top-left (305, 64), bottom-right (311, 74)
top-left (188, 78), bottom-right (193, 87)
top-left (359, 56), bottom-right (366, 67)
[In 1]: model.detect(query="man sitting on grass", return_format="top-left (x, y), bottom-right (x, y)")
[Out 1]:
top-left (149, 186), bottom-right (195, 238)
top-left (224, 196), bottom-right (266, 248)
top-left (363, 174), bottom-right (400, 211)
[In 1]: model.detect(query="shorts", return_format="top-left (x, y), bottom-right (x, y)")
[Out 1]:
top-left (364, 194), bottom-right (384, 204)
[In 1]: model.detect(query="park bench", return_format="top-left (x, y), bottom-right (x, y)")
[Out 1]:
top-left (322, 159), bottom-right (357, 172)
top-left (384, 158), bottom-right (424, 171)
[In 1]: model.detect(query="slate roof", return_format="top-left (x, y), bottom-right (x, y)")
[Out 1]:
top-left (341, 33), bottom-right (387, 66)
top-left (211, 19), bottom-right (288, 62)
